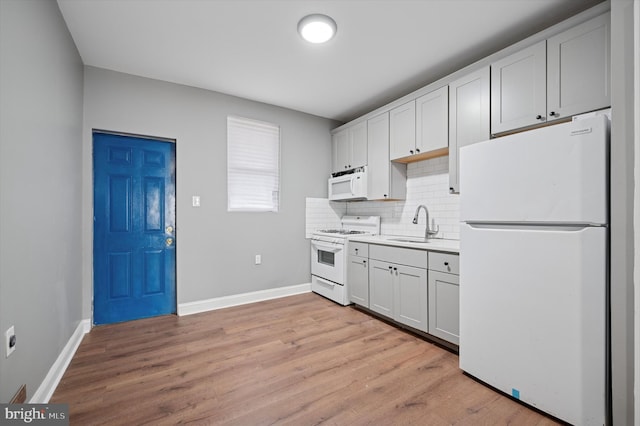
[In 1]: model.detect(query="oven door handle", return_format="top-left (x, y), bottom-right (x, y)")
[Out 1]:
top-left (311, 240), bottom-right (342, 253)
top-left (314, 276), bottom-right (336, 288)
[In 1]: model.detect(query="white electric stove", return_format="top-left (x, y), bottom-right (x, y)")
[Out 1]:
top-left (310, 216), bottom-right (380, 305)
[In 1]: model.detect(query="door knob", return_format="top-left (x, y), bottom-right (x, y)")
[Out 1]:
top-left (166, 226), bottom-right (173, 234)
top-left (166, 238), bottom-right (173, 247)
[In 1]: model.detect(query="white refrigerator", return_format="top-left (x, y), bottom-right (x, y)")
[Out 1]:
top-left (459, 115), bottom-right (608, 425)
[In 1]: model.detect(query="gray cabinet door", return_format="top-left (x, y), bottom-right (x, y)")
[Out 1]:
top-left (416, 86), bottom-right (449, 153)
top-left (389, 100), bottom-right (416, 160)
top-left (369, 259), bottom-right (394, 318)
top-left (428, 270), bottom-right (459, 344)
top-left (350, 121), bottom-right (368, 169)
top-left (332, 129), bottom-right (350, 173)
top-left (547, 12), bottom-right (610, 121)
top-left (394, 264), bottom-right (428, 332)
top-left (348, 255), bottom-right (369, 307)
top-left (491, 41), bottom-right (547, 134)
top-left (368, 112), bottom-right (390, 199)
top-left (448, 66), bottom-right (490, 193)
top-left (332, 122), bottom-right (367, 173)
top-left (367, 112), bottom-right (406, 200)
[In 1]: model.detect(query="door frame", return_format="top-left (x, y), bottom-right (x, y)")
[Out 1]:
top-left (91, 129), bottom-right (178, 324)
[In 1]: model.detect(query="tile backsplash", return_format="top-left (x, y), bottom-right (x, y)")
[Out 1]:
top-left (305, 197), bottom-right (346, 238)
top-left (306, 155), bottom-right (460, 240)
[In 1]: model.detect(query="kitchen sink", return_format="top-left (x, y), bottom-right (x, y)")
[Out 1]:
top-left (387, 238), bottom-right (431, 243)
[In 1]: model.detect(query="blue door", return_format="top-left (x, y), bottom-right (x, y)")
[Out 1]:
top-left (93, 133), bottom-right (176, 325)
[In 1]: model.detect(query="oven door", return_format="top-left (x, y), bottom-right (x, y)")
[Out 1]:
top-left (310, 238), bottom-right (345, 285)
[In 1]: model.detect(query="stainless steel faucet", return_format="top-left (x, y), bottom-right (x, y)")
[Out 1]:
top-left (413, 204), bottom-right (439, 240)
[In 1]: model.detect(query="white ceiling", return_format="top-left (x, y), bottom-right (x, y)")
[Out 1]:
top-left (57, 0), bottom-right (602, 123)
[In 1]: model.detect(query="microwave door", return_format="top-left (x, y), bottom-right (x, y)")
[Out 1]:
top-left (330, 176), bottom-right (352, 200)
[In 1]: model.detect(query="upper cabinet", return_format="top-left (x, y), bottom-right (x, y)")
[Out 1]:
top-left (367, 112), bottom-right (406, 200)
top-left (416, 86), bottom-right (449, 155)
top-left (491, 41), bottom-right (547, 134)
top-left (389, 101), bottom-right (416, 160)
top-left (491, 13), bottom-right (610, 135)
top-left (390, 86), bottom-right (449, 162)
top-left (330, 6), bottom-right (610, 195)
top-left (547, 12), bottom-right (610, 121)
top-left (448, 67), bottom-right (490, 194)
top-left (332, 121), bottom-right (367, 173)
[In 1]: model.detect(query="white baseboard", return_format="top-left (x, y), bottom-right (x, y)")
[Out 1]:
top-left (30, 319), bottom-right (91, 403)
top-left (178, 283), bottom-right (311, 316)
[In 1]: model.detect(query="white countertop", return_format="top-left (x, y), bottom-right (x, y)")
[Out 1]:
top-left (348, 235), bottom-right (460, 254)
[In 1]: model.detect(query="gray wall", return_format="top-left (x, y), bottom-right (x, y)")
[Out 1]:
top-left (82, 67), bottom-right (337, 317)
top-left (0, 0), bottom-right (84, 402)
top-left (610, 0), bottom-right (637, 424)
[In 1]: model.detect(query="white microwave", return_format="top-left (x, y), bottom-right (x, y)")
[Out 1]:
top-left (328, 167), bottom-right (367, 201)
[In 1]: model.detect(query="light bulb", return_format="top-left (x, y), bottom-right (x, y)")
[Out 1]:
top-left (298, 14), bottom-right (337, 44)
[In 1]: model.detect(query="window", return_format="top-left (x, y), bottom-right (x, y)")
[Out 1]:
top-left (227, 116), bottom-right (280, 212)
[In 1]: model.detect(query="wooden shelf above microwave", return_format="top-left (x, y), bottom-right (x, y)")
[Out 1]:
top-left (391, 147), bottom-right (449, 164)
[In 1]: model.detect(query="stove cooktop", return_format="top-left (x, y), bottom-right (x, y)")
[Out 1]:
top-left (317, 229), bottom-right (368, 235)
top-left (312, 216), bottom-right (381, 239)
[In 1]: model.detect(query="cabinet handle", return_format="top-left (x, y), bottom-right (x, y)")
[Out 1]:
top-left (363, 260), bottom-right (367, 264)
top-left (344, 165), bottom-right (348, 169)
top-left (549, 111), bottom-right (557, 117)
top-left (384, 194), bottom-right (388, 198)
top-left (416, 148), bottom-right (420, 153)
top-left (536, 115), bottom-right (543, 120)
top-left (444, 262), bottom-right (449, 266)
top-left (409, 150), bottom-right (414, 154)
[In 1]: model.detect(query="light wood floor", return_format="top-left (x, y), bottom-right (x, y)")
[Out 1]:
top-left (51, 293), bottom-right (560, 425)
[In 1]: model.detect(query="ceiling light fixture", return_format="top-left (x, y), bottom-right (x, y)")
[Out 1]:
top-left (298, 14), bottom-right (337, 44)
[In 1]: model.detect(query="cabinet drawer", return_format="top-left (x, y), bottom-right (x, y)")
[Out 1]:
top-left (348, 241), bottom-right (369, 257)
top-left (429, 252), bottom-right (459, 275)
top-left (369, 244), bottom-right (428, 268)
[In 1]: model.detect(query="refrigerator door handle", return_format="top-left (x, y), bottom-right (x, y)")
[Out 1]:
top-left (465, 223), bottom-right (603, 232)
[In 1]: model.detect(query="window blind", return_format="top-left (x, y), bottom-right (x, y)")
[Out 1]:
top-left (227, 116), bottom-right (280, 212)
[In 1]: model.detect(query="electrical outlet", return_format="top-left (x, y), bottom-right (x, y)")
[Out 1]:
top-left (5, 326), bottom-right (16, 357)
top-left (255, 254), bottom-right (261, 265)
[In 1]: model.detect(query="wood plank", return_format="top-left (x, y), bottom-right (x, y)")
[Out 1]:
top-left (51, 293), bottom-right (561, 425)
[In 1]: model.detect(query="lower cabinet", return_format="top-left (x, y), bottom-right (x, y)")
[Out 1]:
top-left (369, 260), bottom-right (428, 332)
top-left (368, 245), bottom-right (429, 333)
top-left (346, 243), bottom-right (460, 345)
top-left (348, 256), bottom-right (369, 306)
top-left (369, 259), bottom-right (395, 318)
top-left (348, 243), bottom-right (369, 307)
top-left (428, 252), bottom-right (460, 345)
top-left (428, 270), bottom-right (460, 344)
top-left (394, 264), bottom-right (428, 332)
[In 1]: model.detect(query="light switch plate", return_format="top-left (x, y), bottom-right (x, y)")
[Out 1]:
top-left (192, 196), bottom-right (201, 207)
